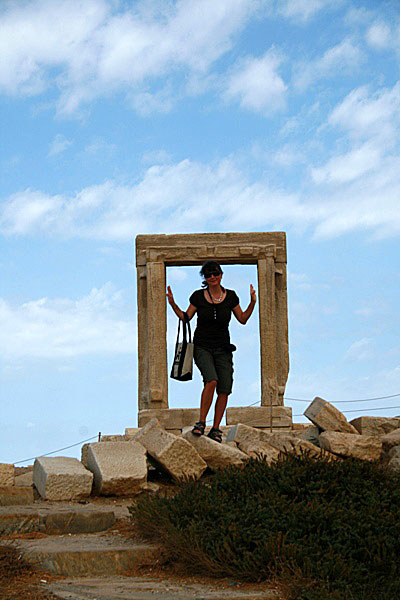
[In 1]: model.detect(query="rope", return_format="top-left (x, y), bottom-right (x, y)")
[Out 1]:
top-left (285, 393), bottom-right (400, 403)
top-left (14, 434), bottom-right (99, 465)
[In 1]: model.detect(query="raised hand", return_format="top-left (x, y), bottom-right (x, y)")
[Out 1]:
top-left (250, 284), bottom-right (257, 304)
top-left (166, 285), bottom-right (175, 306)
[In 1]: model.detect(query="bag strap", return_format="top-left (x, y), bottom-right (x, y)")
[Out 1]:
top-left (183, 312), bottom-right (192, 343)
top-left (175, 313), bottom-right (192, 346)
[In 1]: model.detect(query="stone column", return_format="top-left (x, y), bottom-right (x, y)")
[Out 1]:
top-left (275, 264), bottom-right (289, 405)
top-left (137, 264), bottom-right (149, 410)
top-left (146, 260), bottom-right (168, 409)
top-left (257, 256), bottom-right (279, 406)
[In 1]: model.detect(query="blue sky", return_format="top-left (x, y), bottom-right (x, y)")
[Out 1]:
top-left (1, 0), bottom-right (400, 465)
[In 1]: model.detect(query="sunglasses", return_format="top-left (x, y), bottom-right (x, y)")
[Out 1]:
top-left (205, 270), bottom-right (221, 278)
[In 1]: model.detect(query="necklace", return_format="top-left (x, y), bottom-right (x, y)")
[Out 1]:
top-left (210, 290), bottom-right (223, 302)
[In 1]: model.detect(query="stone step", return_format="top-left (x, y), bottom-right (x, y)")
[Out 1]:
top-left (0, 507), bottom-right (116, 536)
top-left (5, 532), bottom-right (159, 576)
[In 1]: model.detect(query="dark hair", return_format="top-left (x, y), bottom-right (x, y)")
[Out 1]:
top-left (200, 260), bottom-right (224, 288)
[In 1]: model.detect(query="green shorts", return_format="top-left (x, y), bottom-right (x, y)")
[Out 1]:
top-left (193, 345), bottom-right (234, 395)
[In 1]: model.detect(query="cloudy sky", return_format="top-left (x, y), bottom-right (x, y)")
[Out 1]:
top-left (1, 0), bottom-right (400, 464)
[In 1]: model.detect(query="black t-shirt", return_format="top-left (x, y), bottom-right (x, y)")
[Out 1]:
top-left (189, 288), bottom-right (240, 350)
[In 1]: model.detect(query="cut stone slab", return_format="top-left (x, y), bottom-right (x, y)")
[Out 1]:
top-left (226, 423), bottom-right (277, 446)
top-left (237, 440), bottom-right (281, 464)
top-left (226, 424), bottom-right (325, 459)
top-left (381, 428), bottom-right (400, 452)
top-left (14, 471), bottom-right (33, 487)
top-left (298, 425), bottom-right (321, 446)
top-left (304, 397), bottom-right (359, 434)
top-left (5, 532), bottom-right (159, 576)
top-left (267, 434), bottom-right (325, 459)
top-left (124, 427), bottom-right (140, 439)
top-left (182, 428), bottom-right (248, 470)
top-left (226, 406), bottom-right (292, 428)
top-left (0, 509), bottom-right (115, 536)
top-left (138, 408), bottom-right (200, 429)
top-left (350, 416), bottom-right (400, 436)
top-left (0, 486), bottom-right (34, 506)
top-left (86, 441), bottom-right (147, 496)
top-left (0, 463), bottom-right (14, 486)
top-left (100, 434), bottom-right (127, 442)
top-left (34, 457), bottom-right (93, 501)
top-left (132, 418), bottom-right (207, 481)
top-left (319, 431), bottom-right (382, 461)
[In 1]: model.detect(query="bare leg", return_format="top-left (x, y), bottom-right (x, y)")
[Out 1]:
top-left (199, 380), bottom-right (217, 422)
top-left (213, 393), bottom-right (228, 428)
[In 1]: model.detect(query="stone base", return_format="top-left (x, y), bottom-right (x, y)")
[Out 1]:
top-left (138, 406), bottom-right (293, 431)
top-left (226, 406), bottom-right (292, 429)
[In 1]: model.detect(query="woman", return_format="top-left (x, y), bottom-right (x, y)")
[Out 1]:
top-left (166, 260), bottom-right (256, 443)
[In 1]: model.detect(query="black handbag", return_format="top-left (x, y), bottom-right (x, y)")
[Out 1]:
top-left (170, 313), bottom-right (194, 381)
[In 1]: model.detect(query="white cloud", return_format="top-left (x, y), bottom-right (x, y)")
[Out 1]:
top-left (276, 0), bottom-right (338, 22)
top-left (0, 0), bottom-right (258, 114)
top-left (0, 189), bottom-right (63, 234)
top-left (224, 50), bottom-right (287, 113)
top-left (48, 134), bottom-right (72, 156)
top-left (294, 39), bottom-right (363, 90)
top-left (366, 22), bottom-right (392, 50)
top-left (345, 338), bottom-right (374, 361)
top-left (2, 148), bottom-right (400, 242)
top-left (311, 141), bottom-right (382, 184)
top-left (329, 82), bottom-right (400, 143)
top-left (0, 283), bottom-right (136, 359)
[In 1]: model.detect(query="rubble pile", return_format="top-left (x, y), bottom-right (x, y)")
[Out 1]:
top-left (1, 398), bottom-right (400, 503)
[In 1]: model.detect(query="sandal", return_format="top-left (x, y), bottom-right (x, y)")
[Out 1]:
top-left (207, 427), bottom-right (223, 443)
top-left (192, 421), bottom-right (206, 436)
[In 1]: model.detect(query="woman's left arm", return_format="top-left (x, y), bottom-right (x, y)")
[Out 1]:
top-left (233, 285), bottom-right (257, 325)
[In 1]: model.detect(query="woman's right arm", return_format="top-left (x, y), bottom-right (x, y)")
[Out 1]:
top-left (166, 286), bottom-right (197, 321)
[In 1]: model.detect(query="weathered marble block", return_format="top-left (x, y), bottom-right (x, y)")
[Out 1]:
top-left (350, 416), bottom-right (400, 436)
top-left (86, 441), bottom-right (147, 496)
top-left (237, 440), bottom-right (281, 464)
top-left (304, 397), bottom-right (359, 434)
top-left (182, 428), bottom-right (248, 470)
top-left (319, 432), bottom-right (382, 461)
top-left (132, 418), bottom-right (207, 481)
top-left (33, 457), bottom-right (93, 501)
top-left (381, 428), bottom-right (400, 453)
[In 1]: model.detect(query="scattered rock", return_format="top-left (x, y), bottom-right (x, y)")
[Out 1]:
top-left (381, 428), bottom-right (400, 453)
top-left (86, 441), bottom-right (147, 496)
top-left (319, 431), bottom-right (382, 461)
top-left (350, 416), bottom-right (400, 436)
top-left (182, 428), bottom-right (248, 470)
top-left (226, 423), bottom-right (275, 446)
top-left (226, 406), bottom-right (292, 428)
top-left (132, 418), bottom-right (207, 481)
top-left (304, 397), bottom-right (359, 434)
top-left (237, 440), bottom-right (281, 464)
top-left (14, 471), bottom-right (33, 487)
top-left (298, 425), bottom-right (321, 446)
top-left (33, 457), bottom-right (93, 501)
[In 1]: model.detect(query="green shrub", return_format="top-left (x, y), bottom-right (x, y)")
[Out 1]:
top-left (131, 453), bottom-right (400, 599)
